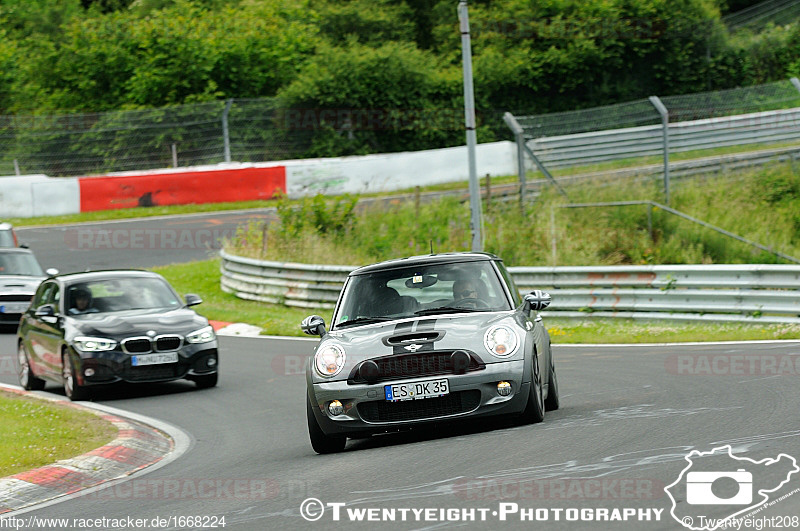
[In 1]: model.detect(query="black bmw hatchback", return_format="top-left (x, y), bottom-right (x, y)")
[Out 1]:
top-left (16, 270), bottom-right (219, 400)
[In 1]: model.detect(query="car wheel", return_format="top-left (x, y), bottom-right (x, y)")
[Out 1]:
top-left (17, 343), bottom-right (45, 391)
top-left (519, 354), bottom-right (545, 424)
top-left (192, 373), bottom-right (218, 389)
top-left (62, 351), bottom-right (89, 401)
top-left (307, 397), bottom-right (346, 454)
top-left (544, 361), bottom-right (559, 411)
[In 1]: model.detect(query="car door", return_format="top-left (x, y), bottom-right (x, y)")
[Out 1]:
top-left (23, 280), bottom-right (63, 378)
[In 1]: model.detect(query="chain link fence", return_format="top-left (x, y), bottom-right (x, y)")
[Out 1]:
top-left (4, 78), bottom-right (800, 179)
top-left (508, 78), bottom-right (800, 178)
top-left (0, 99), bottom-right (315, 177)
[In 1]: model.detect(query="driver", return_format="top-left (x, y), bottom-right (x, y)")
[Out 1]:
top-left (68, 288), bottom-right (95, 315)
top-left (452, 278), bottom-right (480, 305)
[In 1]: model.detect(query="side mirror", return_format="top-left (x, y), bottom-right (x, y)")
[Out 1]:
top-left (524, 290), bottom-right (551, 312)
top-left (46, 268), bottom-right (59, 277)
top-left (35, 304), bottom-right (55, 318)
top-left (301, 315), bottom-right (327, 337)
top-left (185, 293), bottom-right (203, 307)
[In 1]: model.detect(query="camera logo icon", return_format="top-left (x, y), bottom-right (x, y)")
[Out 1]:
top-left (686, 469), bottom-right (753, 505)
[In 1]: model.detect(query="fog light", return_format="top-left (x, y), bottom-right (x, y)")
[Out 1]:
top-left (497, 381), bottom-right (512, 396)
top-left (328, 400), bottom-right (344, 416)
top-left (207, 357), bottom-right (217, 367)
top-left (84, 368), bottom-right (95, 377)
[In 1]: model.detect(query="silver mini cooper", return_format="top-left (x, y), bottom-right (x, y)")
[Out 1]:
top-left (302, 252), bottom-right (557, 453)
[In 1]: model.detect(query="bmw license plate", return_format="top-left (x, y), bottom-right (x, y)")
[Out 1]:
top-left (385, 378), bottom-right (449, 401)
top-left (0, 303), bottom-right (29, 313)
top-left (131, 352), bottom-right (178, 366)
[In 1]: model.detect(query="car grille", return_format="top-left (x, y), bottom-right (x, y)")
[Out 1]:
top-left (358, 390), bottom-right (482, 423)
top-left (0, 294), bottom-right (32, 302)
top-left (156, 336), bottom-right (182, 351)
top-left (127, 364), bottom-right (182, 382)
top-left (122, 335), bottom-right (183, 354)
top-left (348, 350), bottom-right (485, 384)
top-left (122, 338), bottom-right (152, 354)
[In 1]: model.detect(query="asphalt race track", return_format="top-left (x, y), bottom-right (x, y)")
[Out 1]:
top-left (16, 209), bottom-right (276, 273)
top-left (2, 214), bottom-right (800, 530)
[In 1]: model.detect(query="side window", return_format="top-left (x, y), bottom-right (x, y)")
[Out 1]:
top-left (37, 282), bottom-right (60, 308)
top-left (32, 282), bottom-right (51, 308)
top-left (496, 262), bottom-right (522, 306)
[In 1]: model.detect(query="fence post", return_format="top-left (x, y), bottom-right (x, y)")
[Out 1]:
top-left (13, 159), bottom-right (20, 176)
top-left (649, 96), bottom-right (670, 206)
top-left (791, 77), bottom-right (800, 93)
top-left (171, 144), bottom-right (178, 168)
top-left (222, 98), bottom-right (233, 163)
top-left (502, 112), bottom-right (527, 212)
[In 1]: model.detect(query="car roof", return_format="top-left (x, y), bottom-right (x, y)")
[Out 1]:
top-left (52, 269), bottom-right (163, 284)
top-left (350, 252), bottom-right (501, 276)
top-left (0, 222), bottom-right (12, 230)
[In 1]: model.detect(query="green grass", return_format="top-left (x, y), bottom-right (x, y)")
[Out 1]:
top-left (547, 319), bottom-right (800, 344)
top-left (152, 258), bottom-right (800, 342)
top-left (151, 258), bottom-right (332, 336)
top-left (0, 391), bottom-right (117, 477)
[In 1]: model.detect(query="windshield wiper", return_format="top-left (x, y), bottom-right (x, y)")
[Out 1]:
top-left (414, 306), bottom-right (483, 316)
top-left (336, 316), bottom-right (393, 328)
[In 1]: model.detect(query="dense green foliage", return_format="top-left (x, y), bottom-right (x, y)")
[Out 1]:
top-left (1, 0), bottom-right (798, 155)
top-left (228, 161), bottom-right (800, 267)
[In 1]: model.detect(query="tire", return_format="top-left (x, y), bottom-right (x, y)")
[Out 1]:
top-left (519, 354), bottom-right (545, 424)
top-left (307, 397), bottom-right (346, 454)
top-left (17, 343), bottom-right (45, 391)
top-left (544, 361), bottom-right (559, 411)
top-left (192, 373), bottom-right (218, 389)
top-left (62, 351), bottom-right (89, 401)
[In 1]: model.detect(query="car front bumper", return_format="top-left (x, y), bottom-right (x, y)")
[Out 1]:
top-left (73, 343), bottom-right (219, 386)
top-left (309, 359), bottom-right (528, 436)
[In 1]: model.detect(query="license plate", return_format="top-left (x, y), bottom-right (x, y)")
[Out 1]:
top-left (385, 378), bottom-right (449, 402)
top-left (131, 352), bottom-right (178, 366)
top-left (0, 303), bottom-right (29, 313)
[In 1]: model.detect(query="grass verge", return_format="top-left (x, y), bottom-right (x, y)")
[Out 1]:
top-left (153, 258), bottom-right (800, 343)
top-left (0, 391), bottom-right (117, 477)
top-left (151, 258), bottom-right (331, 337)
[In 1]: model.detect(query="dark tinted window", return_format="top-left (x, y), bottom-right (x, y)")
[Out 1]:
top-left (66, 277), bottom-right (181, 314)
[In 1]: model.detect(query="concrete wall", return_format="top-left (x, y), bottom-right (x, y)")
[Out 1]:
top-left (0, 174), bottom-right (80, 217)
top-left (1, 141), bottom-right (518, 217)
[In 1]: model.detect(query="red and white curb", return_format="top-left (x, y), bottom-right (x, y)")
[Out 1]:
top-left (0, 385), bottom-right (189, 515)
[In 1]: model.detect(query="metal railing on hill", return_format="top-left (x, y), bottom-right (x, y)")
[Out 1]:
top-left (219, 250), bottom-right (800, 324)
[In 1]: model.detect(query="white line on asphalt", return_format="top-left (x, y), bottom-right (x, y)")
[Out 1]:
top-left (0, 383), bottom-right (192, 516)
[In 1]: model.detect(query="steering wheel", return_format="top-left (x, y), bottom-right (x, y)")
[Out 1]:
top-left (455, 297), bottom-right (490, 309)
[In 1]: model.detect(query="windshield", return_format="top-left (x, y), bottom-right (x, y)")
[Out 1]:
top-left (0, 252), bottom-right (43, 276)
top-left (0, 230), bottom-right (16, 248)
top-left (66, 277), bottom-right (181, 315)
top-left (333, 260), bottom-right (511, 328)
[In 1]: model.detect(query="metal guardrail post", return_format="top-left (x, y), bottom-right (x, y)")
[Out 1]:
top-left (222, 98), bottom-right (233, 163)
top-left (503, 112), bottom-right (528, 212)
top-left (790, 77), bottom-right (800, 93)
top-left (649, 96), bottom-right (670, 205)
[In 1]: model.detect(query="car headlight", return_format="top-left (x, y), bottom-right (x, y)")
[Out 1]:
top-left (74, 336), bottom-right (117, 352)
top-left (484, 325), bottom-right (519, 358)
top-left (186, 325), bottom-right (216, 344)
top-left (314, 344), bottom-right (346, 378)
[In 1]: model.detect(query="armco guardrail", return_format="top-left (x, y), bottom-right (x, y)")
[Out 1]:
top-left (220, 252), bottom-right (800, 323)
top-left (528, 107), bottom-right (800, 169)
